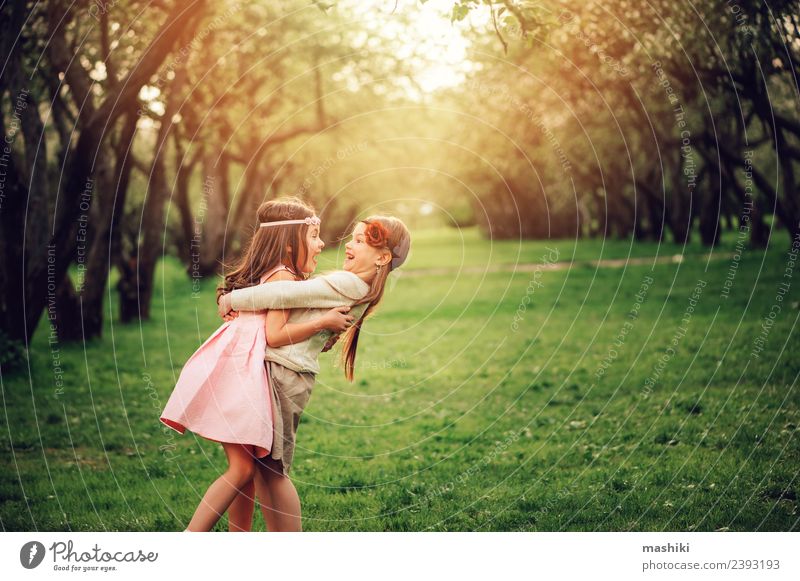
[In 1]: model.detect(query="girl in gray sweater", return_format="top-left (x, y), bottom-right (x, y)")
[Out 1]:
top-left (218, 215), bottom-right (411, 531)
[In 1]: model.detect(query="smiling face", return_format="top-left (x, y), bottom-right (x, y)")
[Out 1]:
top-left (343, 222), bottom-right (390, 280)
top-left (297, 224), bottom-right (325, 274)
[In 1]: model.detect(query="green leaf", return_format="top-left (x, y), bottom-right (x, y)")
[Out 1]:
top-left (451, 4), bottom-right (470, 22)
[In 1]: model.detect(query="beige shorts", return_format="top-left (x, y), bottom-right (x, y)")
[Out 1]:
top-left (264, 361), bottom-right (316, 476)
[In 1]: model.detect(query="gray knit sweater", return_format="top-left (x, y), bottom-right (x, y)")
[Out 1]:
top-left (230, 271), bottom-right (370, 374)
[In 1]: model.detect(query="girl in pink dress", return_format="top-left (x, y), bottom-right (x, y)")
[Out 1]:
top-left (217, 215), bottom-right (412, 532)
top-left (160, 198), bottom-right (353, 532)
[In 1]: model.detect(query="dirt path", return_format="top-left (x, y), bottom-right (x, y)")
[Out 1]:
top-left (400, 252), bottom-right (734, 277)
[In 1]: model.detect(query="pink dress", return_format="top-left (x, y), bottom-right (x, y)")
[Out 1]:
top-left (160, 265), bottom-right (289, 457)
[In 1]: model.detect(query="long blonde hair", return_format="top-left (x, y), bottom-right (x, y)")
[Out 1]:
top-left (339, 215), bottom-right (411, 381)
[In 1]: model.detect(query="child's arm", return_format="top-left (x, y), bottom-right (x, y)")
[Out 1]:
top-left (219, 271), bottom-right (366, 316)
top-left (265, 307), bottom-right (353, 348)
top-left (262, 270), bottom-right (354, 348)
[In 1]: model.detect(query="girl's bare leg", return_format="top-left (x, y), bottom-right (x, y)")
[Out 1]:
top-left (250, 470), bottom-right (278, 530)
top-left (229, 463), bottom-right (277, 531)
top-left (185, 443), bottom-right (256, 532)
top-left (255, 457), bottom-right (302, 532)
top-left (228, 478), bottom-right (255, 532)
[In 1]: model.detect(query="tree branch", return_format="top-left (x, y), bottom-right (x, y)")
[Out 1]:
top-left (90, 0), bottom-right (208, 130)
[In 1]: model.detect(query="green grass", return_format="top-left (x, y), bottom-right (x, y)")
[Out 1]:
top-left (318, 225), bottom-right (754, 272)
top-left (1, 227), bottom-right (799, 531)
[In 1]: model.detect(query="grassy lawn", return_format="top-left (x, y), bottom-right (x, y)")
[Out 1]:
top-left (1, 227), bottom-right (798, 531)
top-left (318, 225), bottom-right (752, 272)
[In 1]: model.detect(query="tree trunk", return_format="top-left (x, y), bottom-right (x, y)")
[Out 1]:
top-left (668, 150), bottom-right (693, 245)
top-left (230, 154), bottom-right (268, 252)
top-left (0, 6), bottom-right (52, 342)
top-left (4, 1), bottom-right (208, 342)
top-left (196, 149), bottom-right (231, 275)
top-left (775, 128), bottom-right (800, 240)
top-left (173, 137), bottom-right (201, 267)
top-left (699, 161), bottom-right (721, 247)
top-left (118, 55), bottom-right (191, 322)
top-left (79, 110), bottom-right (139, 338)
top-left (51, 141), bottom-right (116, 342)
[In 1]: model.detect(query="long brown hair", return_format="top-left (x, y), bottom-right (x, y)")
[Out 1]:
top-left (339, 215), bottom-right (411, 381)
top-left (217, 197), bottom-right (316, 302)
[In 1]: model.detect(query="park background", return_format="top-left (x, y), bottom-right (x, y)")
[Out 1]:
top-left (1, 0), bottom-right (799, 531)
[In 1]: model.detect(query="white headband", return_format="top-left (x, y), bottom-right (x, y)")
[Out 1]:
top-left (259, 216), bottom-right (320, 228)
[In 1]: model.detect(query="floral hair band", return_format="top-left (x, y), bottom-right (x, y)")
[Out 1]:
top-left (260, 215), bottom-right (321, 228)
top-left (363, 219), bottom-right (408, 271)
top-left (363, 220), bottom-right (390, 248)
